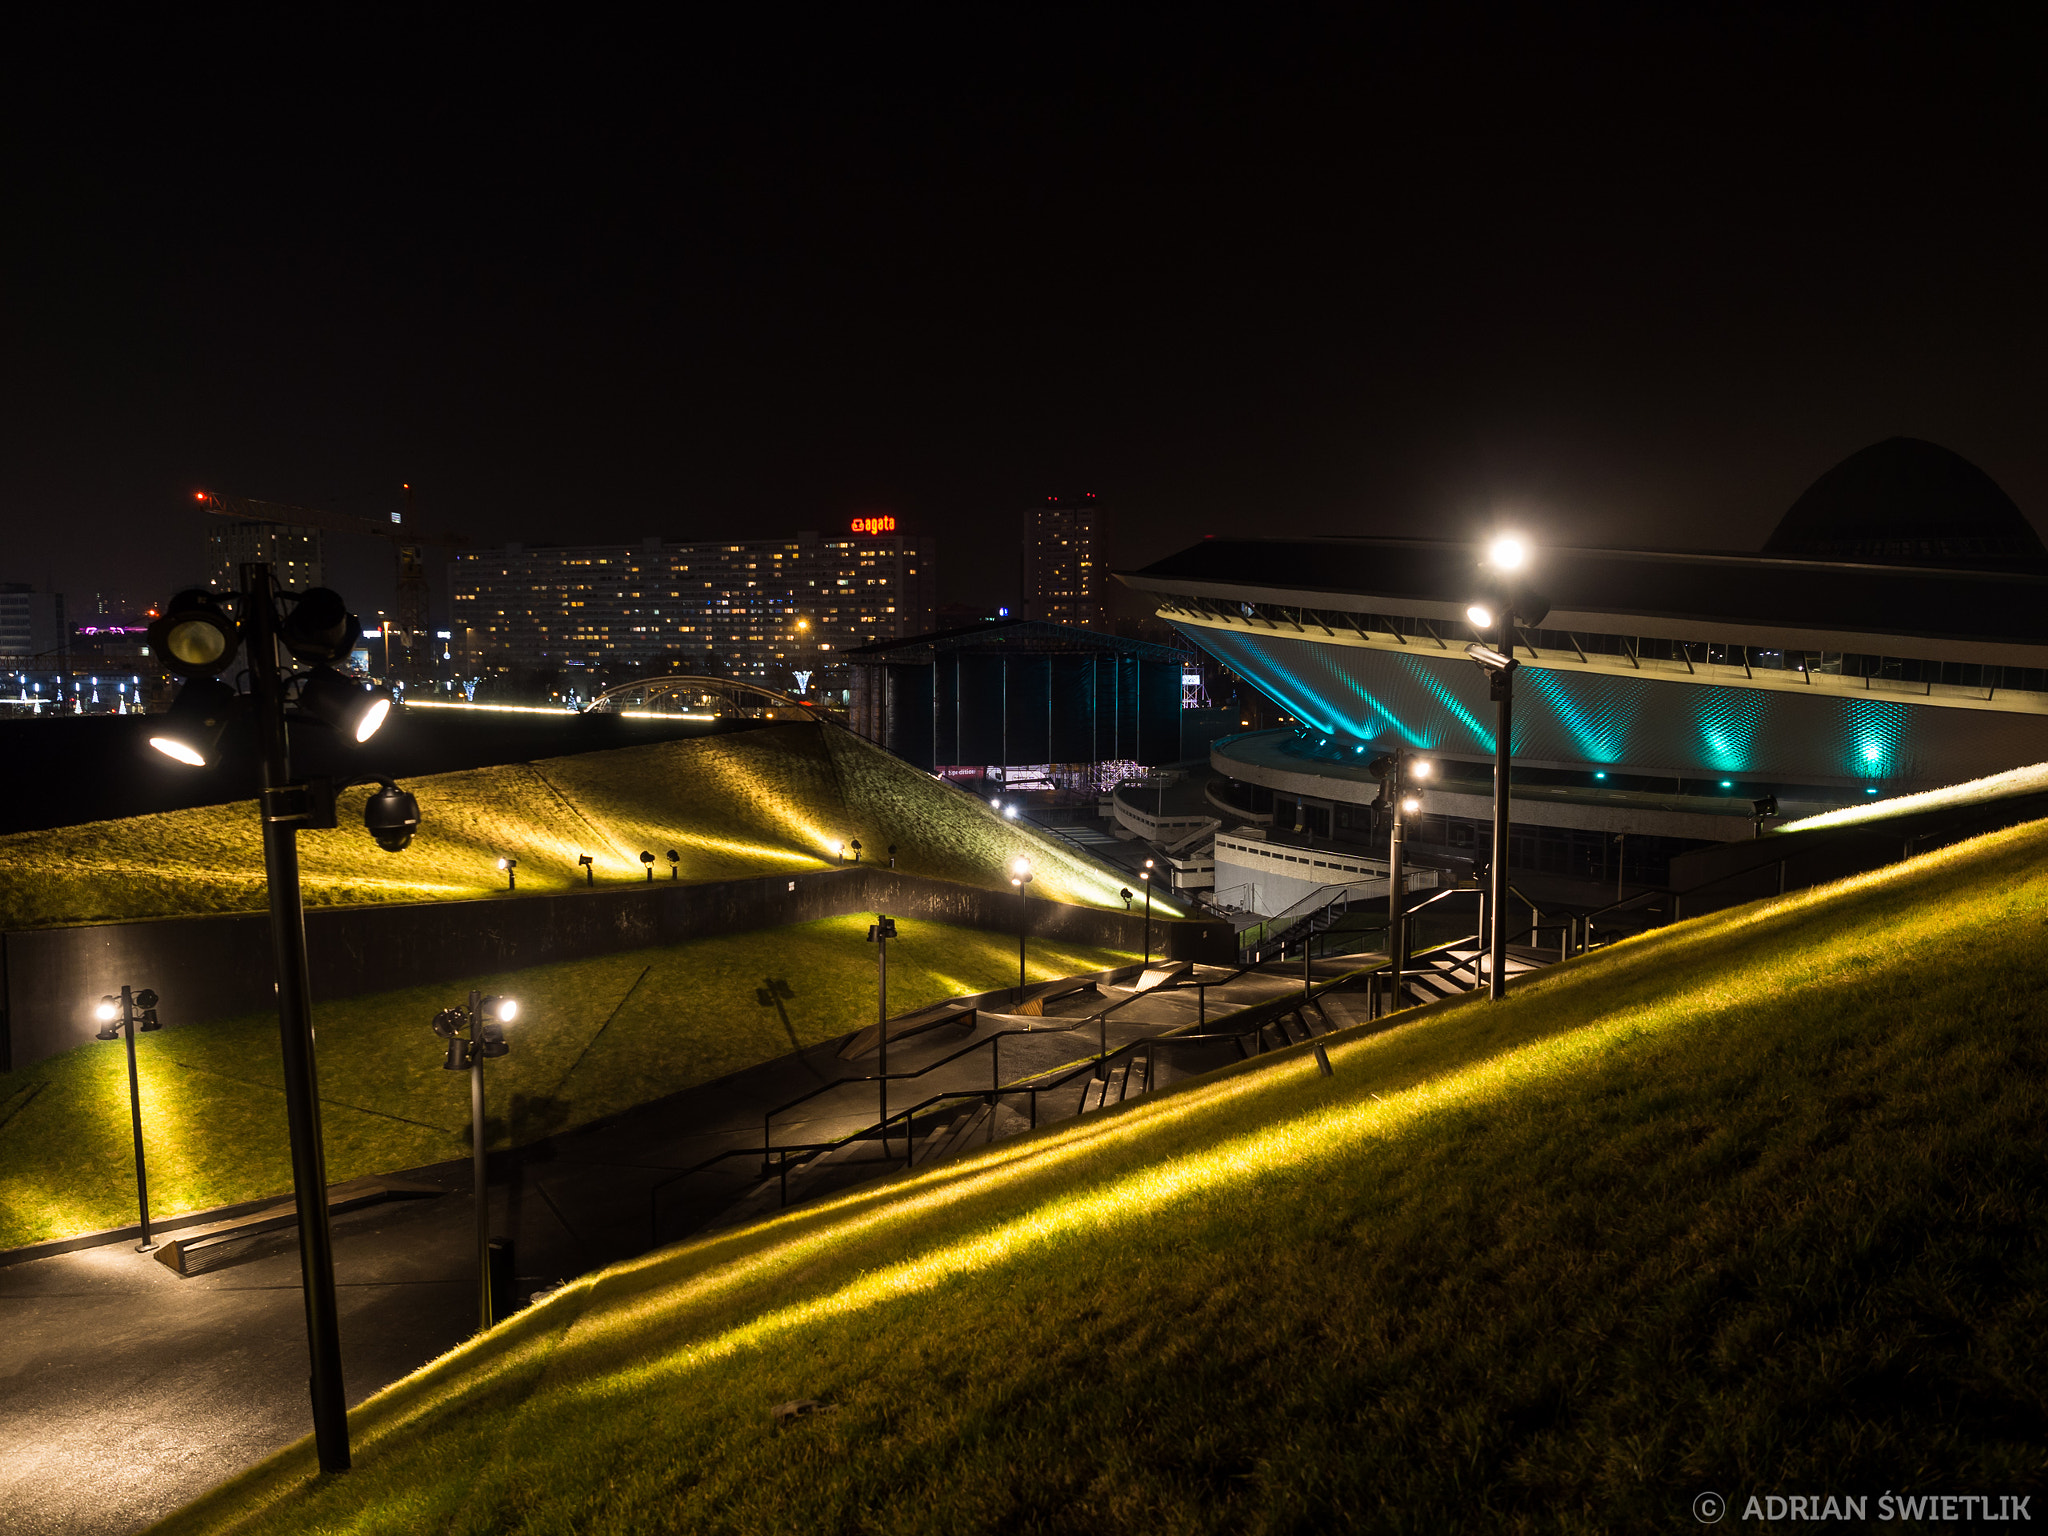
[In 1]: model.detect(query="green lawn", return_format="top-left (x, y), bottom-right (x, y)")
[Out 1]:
top-left (152, 811), bottom-right (2048, 1534)
top-left (0, 721), bottom-right (1178, 929)
top-left (0, 916), bottom-right (1136, 1252)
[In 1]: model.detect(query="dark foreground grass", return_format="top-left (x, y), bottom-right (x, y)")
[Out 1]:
top-left (153, 819), bottom-right (2048, 1534)
top-left (0, 916), bottom-right (1133, 1251)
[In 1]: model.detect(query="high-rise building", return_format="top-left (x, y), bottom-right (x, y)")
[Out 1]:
top-left (1023, 494), bottom-right (1104, 627)
top-left (449, 524), bottom-right (934, 688)
top-left (0, 585), bottom-right (66, 660)
top-left (207, 519), bottom-right (323, 593)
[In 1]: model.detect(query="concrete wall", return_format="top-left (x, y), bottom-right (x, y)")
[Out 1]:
top-left (1, 869), bottom-right (1235, 1072)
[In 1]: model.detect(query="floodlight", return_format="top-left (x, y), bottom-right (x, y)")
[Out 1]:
top-left (1466, 603), bottom-right (1496, 630)
top-left (1119, 888), bottom-right (1133, 908)
top-left (364, 783), bottom-right (421, 851)
top-left (146, 589), bottom-right (241, 678)
top-left (279, 587), bottom-right (363, 663)
top-left (1009, 856), bottom-right (1032, 879)
top-left (990, 797), bottom-right (1001, 809)
top-left (149, 677), bottom-right (240, 766)
top-left (850, 839), bottom-right (863, 862)
top-left (482, 995), bottom-right (517, 1023)
top-left (297, 667), bottom-right (393, 742)
top-left (578, 853), bottom-right (595, 885)
top-left (1401, 795), bottom-right (1421, 813)
top-left (1004, 805), bottom-right (1018, 818)
top-left (496, 856), bottom-right (517, 890)
top-left (1412, 760), bottom-right (1433, 780)
top-left (95, 997), bottom-right (119, 1023)
top-left (1488, 535), bottom-right (1529, 571)
top-left (134, 989), bottom-right (159, 1010)
top-left (640, 851), bottom-right (655, 880)
top-left (442, 1037), bottom-right (472, 1070)
top-left (431, 1007), bottom-right (467, 1039)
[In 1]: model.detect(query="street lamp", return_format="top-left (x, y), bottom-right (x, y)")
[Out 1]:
top-left (93, 986), bottom-right (162, 1252)
top-left (1369, 749), bottom-right (1433, 1009)
top-left (496, 856), bottom-right (517, 891)
top-left (432, 991), bottom-right (518, 1334)
top-left (143, 565), bottom-right (417, 1474)
top-left (866, 915), bottom-right (897, 1147)
top-left (1466, 535), bottom-right (1547, 1001)
top-left (1009, 855), bottom-right (1034, 1004)
top-left (1140, 859), bottom-right (1156, 968)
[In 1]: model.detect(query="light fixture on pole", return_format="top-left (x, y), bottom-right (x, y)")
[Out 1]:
top-left (496, 856), bottom-right (517, 891)
top-left (666, 848), bottom-right (680, 879)
top-left (1140, 859), bottom-right (1156, 969)
top-left (639, 850), bottom-right (656, 882)
top-left (1369, 749), bottom-right (1433, 1011)
top-left (93, 985), bottom-right (162, 1252)
top-left (1467, 534), bottom-right (1547, 1001)
top-left (144, 565), bottom-right (421, 1475)
top-left (433, 990), bottom-right (518, 1334)
top-left (577, 853), bottom-right (595, 886)
top-left (1009, 856), bottom-right (1034, 1004)
top-left (867, 915), bottom-right (897, 1149)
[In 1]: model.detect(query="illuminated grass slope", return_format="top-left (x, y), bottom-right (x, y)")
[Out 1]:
top-left (155, 818), bottom-right (2048, 1533)
top-left (0, 915), bottom-right (1135, 1252)
top-left (0, 721), bottom-right (1175, 929)
top-left (1778, 757), bottom-right (2048, 835)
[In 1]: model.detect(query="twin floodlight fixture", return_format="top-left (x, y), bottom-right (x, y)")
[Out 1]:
top-left (95, 989), bottom-right (161, 1039)
top-left (145, 584), bottom-right (418, 851)
top-left (1464, 533), bottom-right (1549, 693)
top-left (432, 994), bottom-right (519, 1070)
top-left (1368, 751), bottom-right (1434, 816)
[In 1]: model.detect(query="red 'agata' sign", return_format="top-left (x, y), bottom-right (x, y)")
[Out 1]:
top-left (851, 515), bottom-right (897, 534)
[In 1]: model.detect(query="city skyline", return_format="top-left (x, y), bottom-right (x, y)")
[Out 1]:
top-left (6, 13), bottom-right (2046, 619)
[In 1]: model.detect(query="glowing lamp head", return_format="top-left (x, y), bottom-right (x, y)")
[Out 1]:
top-left (1466, 603), bottom-right (1496, 630)
top-left (1401, 795), bottom-right (1421, 813)
top-left (1488, 534), bottom-right (1529, 571)
top-left (484, 995), bottom-right (518, 1023)
top-left (1411, 759), bottom-right (1433, 779)
top-left (95, 998), bottom-right (119, 1023)
top-left (1004, 805), bottom-right (1018, 818)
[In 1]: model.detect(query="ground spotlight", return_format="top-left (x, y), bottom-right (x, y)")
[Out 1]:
top-left (578, 853), bottom-right (595, 885)
top-left (666, 848), bottom-right (679, 878)
top-left (640, 850), bottom-right (655, 881)
top-left (496, 856), bottom-right (517, 890)
top-left (148, 677), bottom-right (240, 766)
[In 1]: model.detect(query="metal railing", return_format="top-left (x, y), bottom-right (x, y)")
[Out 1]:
top-left (645, 969), bottom-right (1365, 1243)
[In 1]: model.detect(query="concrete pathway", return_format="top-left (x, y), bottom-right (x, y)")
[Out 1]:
top-left (0, 958), bottom-right (1362, 1536)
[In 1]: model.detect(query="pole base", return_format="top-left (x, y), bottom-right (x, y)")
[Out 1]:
top-left (135, 1240), bottom-right (160, 1254)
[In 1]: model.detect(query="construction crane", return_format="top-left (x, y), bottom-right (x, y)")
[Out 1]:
top-left (195, 487), bottom-right (465, 685)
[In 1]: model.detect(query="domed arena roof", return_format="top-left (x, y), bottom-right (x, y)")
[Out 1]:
top-left (1762, 437), bottom-right (2048, 571)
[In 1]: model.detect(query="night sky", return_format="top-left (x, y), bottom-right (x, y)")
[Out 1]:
top-left (6, 11), bottom-right (2045, 622)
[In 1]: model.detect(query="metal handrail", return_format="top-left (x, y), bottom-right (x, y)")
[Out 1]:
top-left (646, 972), bottom-right (1367, 1241)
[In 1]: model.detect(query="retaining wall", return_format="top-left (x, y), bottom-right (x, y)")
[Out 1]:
top-left (0, 870), bottom-right (1233, 1071)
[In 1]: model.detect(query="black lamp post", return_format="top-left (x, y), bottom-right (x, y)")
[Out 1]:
top-left (666, 848), bottom-right (680, 879)
top-left (1140, 859), bottom-right (1155, 968)
top-left (433, 990), bottom-right (518, 1333)
top-left (640, 850), bottom-right (655, 881)
top-left (578, 853), bottom-right (595, 886)
top-left (496, 856), bottom-right (517, 891)
top-left (1369, 749), bottom-right (1434, 1009)
top-left (93, 985), bottom-right (162, 1252)
top-left (144, 566), bottom-right (416, 1474)
top-left (1465, 535), bottom-right (1543, 1002)
top-left (1009, 856), bottom-right (1034, 1003)
top-left (867, 915), bottom-right (897, 1146)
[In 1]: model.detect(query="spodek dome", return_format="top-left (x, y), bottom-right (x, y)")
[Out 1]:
top-left (1115, 439), bottom-right (2048, 908)
top-left (1763, 437), bottom-right (2048, 572)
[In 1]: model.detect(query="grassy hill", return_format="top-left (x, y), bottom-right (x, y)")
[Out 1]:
top-left (0, 916), bottom-right (1136, 1252)
top-left (0, 721), bottom-right (1174, 929)
top-left (153, 813), bottom-right (2048, 1532)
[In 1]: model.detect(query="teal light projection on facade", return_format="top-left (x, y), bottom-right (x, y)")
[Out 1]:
top-left (1171, 619), bottom-right (2048, 788)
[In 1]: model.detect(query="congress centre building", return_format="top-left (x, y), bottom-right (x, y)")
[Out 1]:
top-left (1117, 439), bottom-right (2048, 896)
